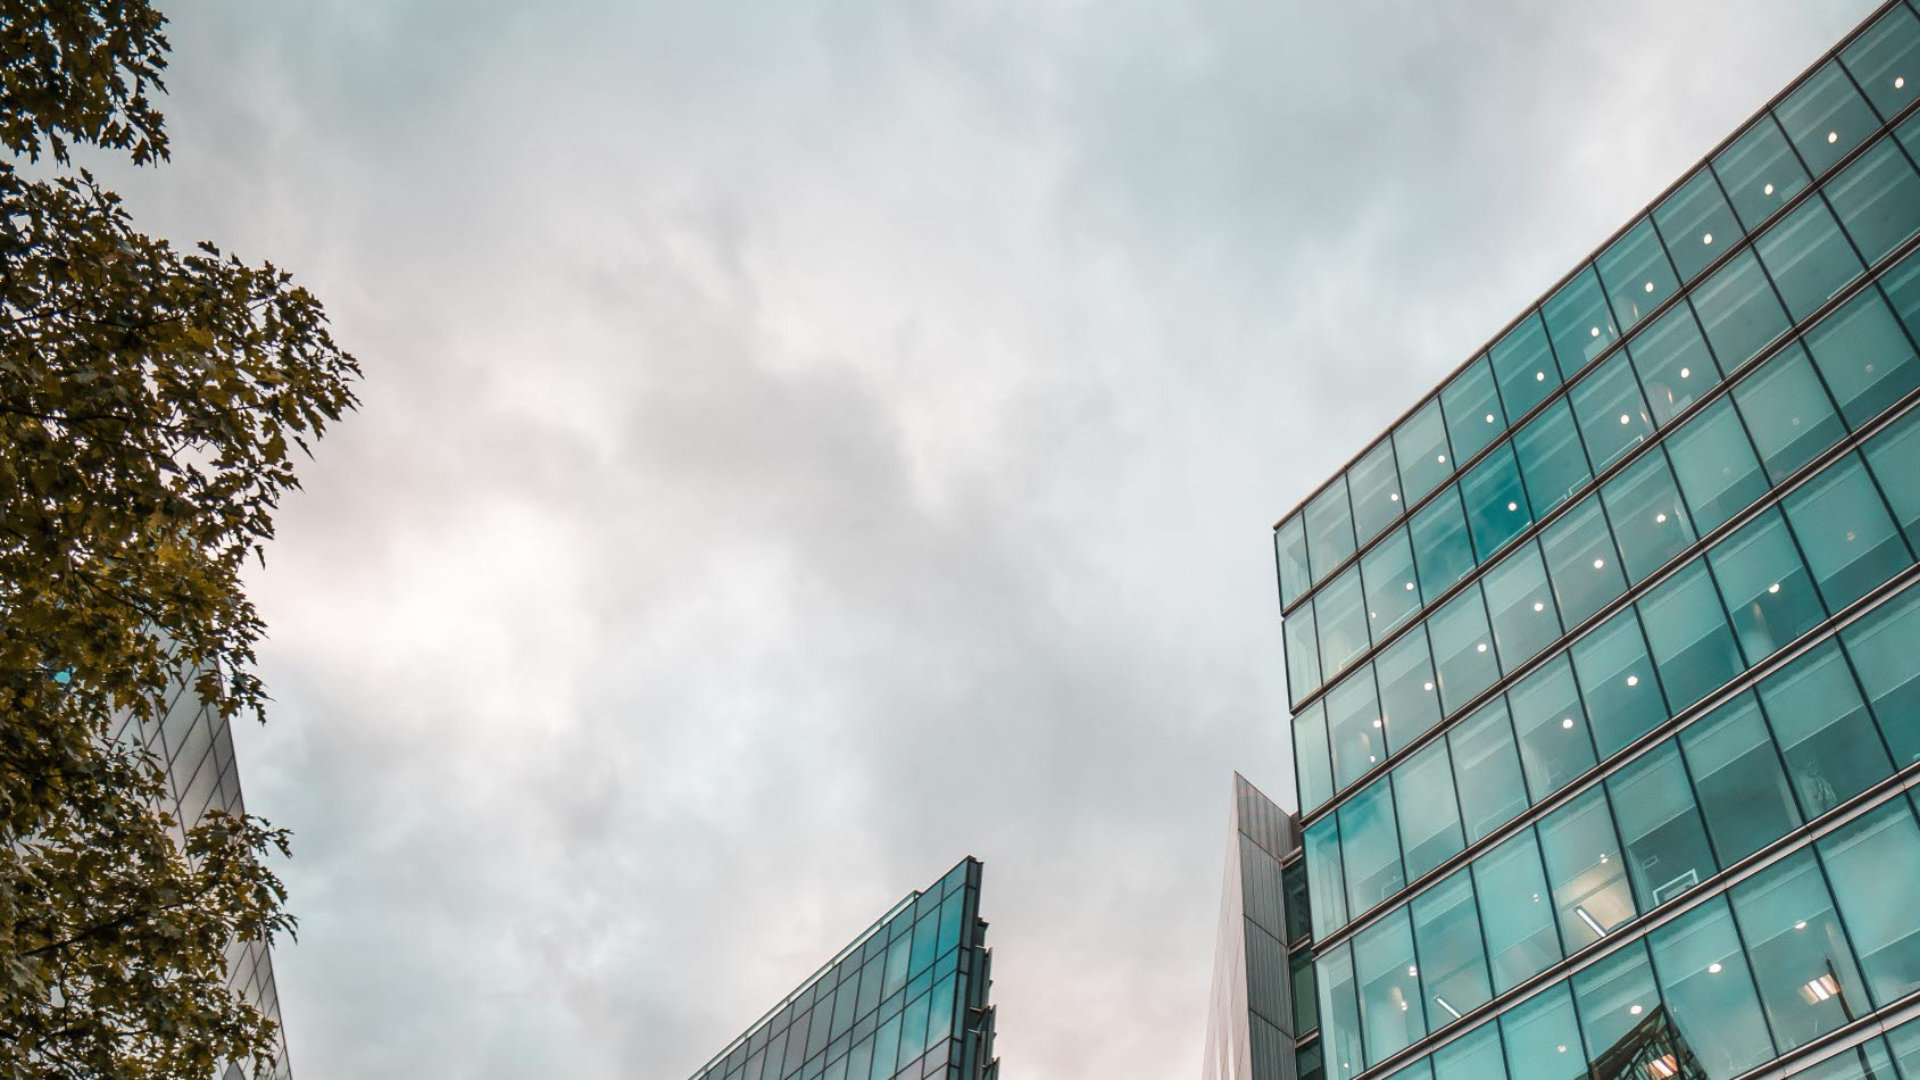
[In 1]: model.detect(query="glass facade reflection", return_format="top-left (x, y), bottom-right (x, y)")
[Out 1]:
top-left (686, 859), bottom-right (997, 1080)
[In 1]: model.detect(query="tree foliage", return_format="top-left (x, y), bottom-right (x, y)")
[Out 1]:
top-left (0, 1), bottom-right (360, 1075)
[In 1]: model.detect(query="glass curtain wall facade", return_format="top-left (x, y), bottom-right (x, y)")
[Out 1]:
top-left (1205, 775), bottom-right (1308, 1080)
top-left (1260, 6), bottom-right (1920, 1080)
top-left (685, 858), bottom-right (998, 1080)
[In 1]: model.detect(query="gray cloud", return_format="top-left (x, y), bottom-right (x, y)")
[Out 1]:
top-left (95, 0), bottom-right (1880, 1076)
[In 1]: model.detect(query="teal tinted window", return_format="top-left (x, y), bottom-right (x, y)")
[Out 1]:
top-left (1484, 544), bottom-right (1562, 669)
top-left (1411, 871), bottom-right (1490, 1031)
top-left (1680, 692), bottom-right (1802, 864)
top-left (1758, 197), bottom-right (1865, 322)
top-left (1306, 817), bottom-right (1348, 941)
top-left (1825, 138), bottom-right (1920, 264)
top-left (1782, 453), bottom-right (1911, 610)
top-left (1441, 357), bottom-right (1507, 464)
top-left (1629, 303), bottom-right (1721, 426)
top-left (1294, 701), bottom-right (1335, 814)
top-left (1879, 245), bottom-right (1920, 333)
top-left (1733, 344), bottom-right (1846, 482)
top-left (1804, 288), bottom-right (1920, 428)
top-left (1655, 168), bottom-right (1741, 283)
top-left (1396, 400), bottom-right (1454, 503)
top-left (1318, 565), bottom-right (1371, 676)
top-left (1571, 354), bottom-right (1654, 471)
top-left (1776, 61), bottom-right (1879, 175)
top-left (1429, 587), bottom-right (1499, 714)
top-left (1285, 606), bottom-right (1322, 704)
top-left (1278, 515), bottom-right (1312, 607)
top-left (1378, 633), bottom-right (1445, 754)
top-left (1842, 583), bottom-right (1920, 765)
top-left (1432, 1023), bottom-right (1506, 1080)
top-left (1714, 115), bottom-right (1811, 231)
top-left (1572, 609), bottom-right (1668, 757)
top-left (1317, 943), bottom-right (1365, 1079)
top-left (1798, 1041), bottom-right (1900, 1080)
top-left (1328, 670), bottom-right (1387, 790)
top-left (1349, 439), bottom-right (1406, 546)
top-left (1667, 399), bottom-right (1769, 532)
top-left (1513, 400), bottom-right (1591, 518)
top-left (1474, 831), bottom-right (1562, 992)
top-left (1894, 1017), bottom-right (1920, 1079)
top-left (1571, 943), bottom-right (1663, 1069)
top-left (1597, 218), bottom-right (1680, 333)
top-left (1498, 983), bottom-right (1585, 1080)
top-left (1693, 249), bottom-right (1792, 372)
top-left (1729, 850), bottom-right (1871, 1050)
top-left (1538, 788), bottom-right (1634, 950)
top-left (1602, 452), bottom-right (1697, 583)
top-left (1362, 529), bottom-right (1424, 642)
top-left (1307, 481), bottom-right (1359, 585)
top-left (1818, 800), bottom-right (1920, 1005)
top-left (1863, 410), bottom-right (1920, 543)
top-left (1758, 641), bottom-right (1893, 818)
top-left (1410, 489), bottom-right (1476, 595)
top-left (1540, 497), bottom-right (1626, 626)
top-left (1451, 700), bottom-right (1528, 844)
top-left (1706, 509), bottom-right (1824, 664)
top-left (1460, 445), bottom-right (1532, 560)
top-left (1292, 949), bottom-right (1318, 1031)
top-left (1510, 657), bottom-right (1597, 798)
top-left (1395, 739), bottom-right (1464, 880)
top-left (1608, 744), bottom-right (1715, 909)
top-left (1341, 781), bottom-right (1405, 917)
top-left (1646, 897), bottom-right (1777, 1080)
top-left (1491, 313), bottom-right (1563, 419)
top-left (1842, 3), bottom-right (1920, 119)
top-left (1354, 911), bottom-right (1426, 1062)
top-left (1639, 562), bottom-right (1741, 711)
top-left (1543, 266), bottom-right (1620, 376)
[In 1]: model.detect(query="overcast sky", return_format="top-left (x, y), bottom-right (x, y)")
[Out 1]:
top-left (94, 1), bottom-right (1884, 1076)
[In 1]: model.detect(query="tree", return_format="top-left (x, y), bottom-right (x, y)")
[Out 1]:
top-left (0, 1), bottom-right (360, 1075)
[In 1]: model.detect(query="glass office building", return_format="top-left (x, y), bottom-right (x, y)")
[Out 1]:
top-left (1242, 4), bottom-right (1920, 1080)
top-left (1204, 775), bottom-right (1307, 1080)
top-left (684, 858), bottom-right (999, 1080)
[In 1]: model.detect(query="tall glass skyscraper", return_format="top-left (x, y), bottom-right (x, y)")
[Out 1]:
top-left (685, 858), bottom-right (999, 1080)
top-left (1233, 3), bottom-right (1920, 1079)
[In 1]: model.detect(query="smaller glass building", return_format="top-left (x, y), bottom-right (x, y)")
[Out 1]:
top-left (684, 858), bottom-right (998, 1080)
top-left (1205, 775), bottom-right (1308, 1080)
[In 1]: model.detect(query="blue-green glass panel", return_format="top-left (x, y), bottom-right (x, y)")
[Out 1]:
top-left (1441, 356), bottom-right (1507, 464)
top-left (1515, 400), bottom-right (1593, 519)
top-left (1732, 343), bottom-right (1846, 482)
top-left (1285, 605), bottom-right (1322, 705)
top-left (1328, 669), bottom-right (1386, 791)
top-left (1499, 983), bottom-right (1587, 1080)
top-left (1572, 609), bottom-right (1668, 757)
top-left (1510, 656), bottom-right (1598, 798)
top-left (1805, 288), bottom-right (1920, 428)
top-left (1411, 488), bottom-right (1476, 595)
top-left (1318, 943), bottom-right (1365, 1078)
top-left (1491, 312), bottom-right (1564, 420)
top-left (1451, 699), bottom-right (1528, 844)
top-left (1571, 354), bottom-right (1654, 471)
top-left (1783, 453), bottom-right (1911, 610)
top-left (1843, 2), bottom-right (1920, 119)
top-left (1693, 249), bottom-right (1792, 372)
top-left (1318, 565), bottom-right (1371, 676)
top-left (1758, 196), bottom-right (1865, 323)
top-left (1474, 830), bottom-right (1562, 992)
top-left (1608, 743), bottom-right (1715, 909)
top-left (1602, 451), bottom-right (1698, 584)
top-left (1396, 738), bottom-right (1464, 880)
top-left (1708, 508), bottom-right (1825, 664)
top-left (1307, 817), bottom-right (1348, 941)
top-left (1862, 409), bottom-right (1920, 544)
top-left (1596, 217), bottom-right (1680, 333)
top-left (1540, 497), bottom-right (1626, 627)
top-left (1411, 870), bottom-right (1490, 1032)
top-left (1307, 480), bottom-right (1359, 585)
top-left (1714, 114), bottom-right (1811, 231)
top-left (1818, 800), bottom-right (1920, 1005)
top-left (1679, 692), bottom-right (1802, 865)
top-left (1797, 1041), bottom-right (1900, 1080)
top-left (1278, 515), bottom-right (1313, 608)
top-left (1842, 581), bottom-right (1920, 765)
top-left (1354, 910), bottom-right (1427, 1062)
top-left (1827, 137), bottom-right (1920, 265)
top-left (1894, 1016), bottom-right (1920, 1080)
top-left (1429, 586), bottom-right (1499, 714)
top-left (1362, 529), bottom-right (1424, 642)
top-left (1758, 641), bottom-right (1893, 818)
top-left (1729, 849), bottom-right (1871, 1051)
top-left (1461, 445), bottom-right (1533, 560)
top-left (867, 1012), bottom-right (900, 1080)
top-left (1538, 788), bottom-right (1634, 949)
top-left (925, 975), bottom-right (956, 1050)
top-left (1350, 438), bottom-right (1406, 546)
top-left (1777, 61), bottom-right (1880, 175)
top-left (1647, 897), bottom-right (1777, 1080)
top-left (1630, 303), bottom-right (1722, 427)
top-left (1484, 543), bottom-right (1562, 670)
top-left (1878, 243), bottom-right (1920, 335)
top-left (1666, 398), bottom-right (1769, 532)
top-left (1432, 1023), bottom-right (1506, 1080)
top-left (898, 990), bottom-right (930, 1065)
top-left (1382, 1060), bottom-right (1432, 1080)
top-left (1654, 168), bottom-right (1742, 283)
top-left (1543, 266), bottom-right (1620, 376)
top-left (1571, 943), bottom-right (1662, 1070)
top-left (1379, 632), bottom-right (1445, 754)
top-left (1396, 399), bottom-right (1454, 504)
top-left (1639, 562), bottom-right (1741, 711)
top-left (1340, 779), bottom-right (1405, 917)
top-left (1293, 950), bottom-right (1318, 1033)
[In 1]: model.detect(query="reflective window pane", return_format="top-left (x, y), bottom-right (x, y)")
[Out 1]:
top-left (1411, 871), bottom-right (1491, 1032)
top-left (1804, 288), bottom-right (1920, 429)
top-left (1510, 656), bottom-right (1599, 798)
top-left (1328, 669), bottom-right (1387, 791)
top-left (1538, 788), bottom-right (1635, 950)
top-left (1572, 355), bottom-right (1655, 471)
top-left (1629, 303), bottom-right (1723, 427)
top-left (1732, 344), bottom-right (1847, 482)
top-left (1603, 452), bottom-right (1698, 583)
top-left (1655, 169), bottom-right (1742, 283)
top-left (1597, 217), bottom-right (1681, 334)
top-left (1862, 410), bottom-right (1920, 545)
top-left (1757, 196), bottom-right (1865, 323)
top-left (1842, 582), bottom-right (1920, 766)
top-left (1639, 562), bottom-right (1742, 711)
top-left (1442, 356), bottom-right (1507, 465)
top-left (1728, 849), bottom-right (1871, 1051)
top-left (1307, 817), bottom-right (1348, 942)
top-left (1317, 943), bottom-right (1365, 1079)
top-left (1485, 544), bottom-right (1562, 669)
top-left (1782, 453), bottom-right (1911, 611)
top-left (1451, 700), bottom-right (1529, 845)
top-left (1707, 508), bottom-right (1825, 664)
top-left (1608, 744), bottom-right (1715, 909)
top-left (1395, 739), bottom-right (1465, 881)
top-left (1693, 249), bottom-right (1792, 373)
top-left (1349, 439), bottom-right (1406, 547)
top-left (1647, 897), bottom-right (1777, 1080)
top-left (1541, 497), bottom-right (1628, 626)
top-left (1515, 399), bottom-right (1593, 516)
top-left (1308, 481), bottom-right (1359, 586)
top-left (1341, 781), bottom-right (1405, 917)
top-left (1818, 800), bottom-right (1920, 1005)
top-left (1498, 983), bottom-right (1586, 1080)
top-left (1411, 488), bottom-right (1477, 596)
top-left (1278, 515), bottom-right (1313, 608)
top-left (1430, 586), bottom-right (1500, 715)
top-left (1757, 641), bottom-right (1893, 818)
top-left (1294, 701), bottom-right (1335, 815)
top-left (1573, 609), bottom-right (1669, 757)
top-left (1285, 605), bottom-right (1322, 704)
top-left (1796, 1040), bottom-right (1900, 1080)
top-left (1354, 911), bottom-right (1427, 1062)
top-left (1379, 633), bottom-right (1446, 754)
top-left (1878, 243), bottom-right (1920, 337)
top-left (1825, 137), bottom-right (1920, 264)
top-left (1461, 444), bottom-right (1533, 561)
top-left (1432, 1023), bottom-right (1507, 1080)
top-left (1543, 266), bottom-right (1620, 376)
top-left (1571, 943), bottom-right (1664, 1071)
top-left (1396, 400), bottom-right (1454, 504)
top-left (1775, 61), bottom-right (1880, 175)
top-left (1680, 692), bottom-right (1802, 865)
top-left (1841, 2), bottom-right (1920, 120)
top-left (1317, 566), bottom-right (1372, 676)
top-left (1714, 115), bottom-right (1811, 231)
top-left (1491, 313), bottom-right (1564, 420)
top-left (1474, 830), bottom-right (1563, 992)
top-left (1362, 529), bottom-right (1425, 642)
top-left (1667, 399), bottom-right (1770, 533)
top-left (1293, 948), bottom-right (1318, 1031)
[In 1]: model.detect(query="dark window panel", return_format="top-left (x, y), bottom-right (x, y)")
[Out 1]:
top-left (1803, 287), bottom-right (1920, 429)
top-left (1841, 2), bottom-right (1920, 120)
top-left (1781, 452), bottom-right (1912, 611)
top-left (1706, 508), bottom-right (1825, 665)
top-left (1757, 641), bottom-right (1893, 818)
top-left (1824, 137), bottom-right (1920, 264)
